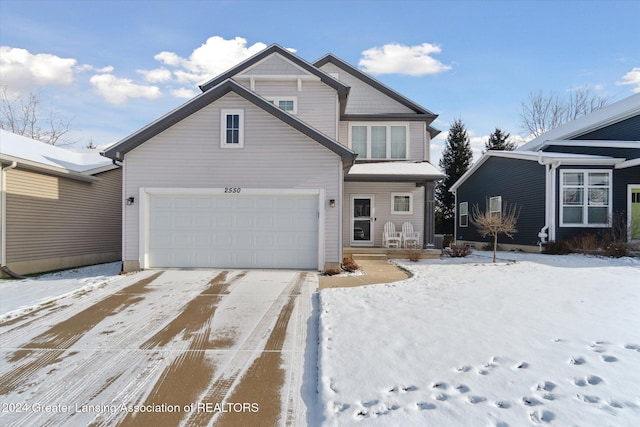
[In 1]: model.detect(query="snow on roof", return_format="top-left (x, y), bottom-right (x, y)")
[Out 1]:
top-left (0, 129), bottom-right (112, 173)
top-left (518, 93), bottom-right (640, 151)
top-left (347, 161), bottom-right (444, 179)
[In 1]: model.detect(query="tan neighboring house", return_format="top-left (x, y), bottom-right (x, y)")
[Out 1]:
top-left (102, 44), bottom-right (443, 272)
top-left (0, 130), bottom-right (122, 277)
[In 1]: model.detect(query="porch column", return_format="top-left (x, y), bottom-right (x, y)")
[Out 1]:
top-left (423, 181), bottom-right (435, 247)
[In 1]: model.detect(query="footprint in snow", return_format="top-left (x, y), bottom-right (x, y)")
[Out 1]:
top-left (417, 401), bottom-right (436, 410)
top-left (601, 354), bottom-right (617, 362)
top-left (456, 365), bottom-right (471, 373)
top-left (529, 409), bottom-right (555, 424)
top-left (431, 382), bottom-right (447, 390)
top-left (589, 341), bottom-right (607, 353)
top-left (362, 400), bottom-right (378, 408)
top-left (542, 393), bottom-right (556, 401)
top-left (522, 397), bottom-right (542, 406)
top-left (587, 375), bottom-right (603, 385)
top-left (467, 395), bottom-right (486, 404)
top-left (494, 400), bottom-right (511, 409)
top-left (456, 384), bottom-right (470, 393)
top-left (535, 381), bottom-right (556, 392)
top-left (569, 356), bottom-right (586, 365)
top-left (577, 394), bottom-right (600, 404)
top-left (477, 369), bottom-right (489, 375)
top-left (624, 343), bottom-right (640, 352)
top-left (434, 393), bottom-right (448, 401)
top-left (515, 361), bottom-right (528, 370)
top-left (402, 385), bottom-right (418, 392)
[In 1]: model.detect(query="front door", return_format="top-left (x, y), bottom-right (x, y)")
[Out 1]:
top-left (630, 185), bottom-right (640, 241)
top-left (351, 195), bottom-right (374, 246)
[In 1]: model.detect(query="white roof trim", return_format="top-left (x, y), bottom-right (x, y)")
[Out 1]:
top-left (450, 150), bottom-right (625, 192)
top-left (616, 157), bottom-right (640, 169)
top-left (518, 93), bottom-right (640, 151)
top-left (537, 140), bottom-right (640, 150)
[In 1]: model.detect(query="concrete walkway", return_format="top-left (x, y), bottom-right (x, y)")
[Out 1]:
top-left (319, 258), bottom-right (410, 289)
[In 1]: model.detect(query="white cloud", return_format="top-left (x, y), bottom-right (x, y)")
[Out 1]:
top-left (0, 46), bottom-right (77, 92)
top-left (89, 73), bottom-right (161, 104)
top-left (137, 67), bottom-right (172, 83)
top-left (171, 87), bottom-right (198, 99)
top-left (617, 67), bottom-right (640, 93)
top-left (358, 43), bottom-right (452, 76)
top-left (154, 36), bottom-right (268, 84)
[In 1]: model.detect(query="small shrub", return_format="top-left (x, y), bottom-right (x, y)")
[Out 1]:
top-left (406, 246), bottom-right (422, 262)
top-left (605, 241), bottom-right (629, 258)
top-left (571, 233), bottom-right (600, 255)
top-left (481, 242), bottom-right (499, 251)
top-left (342, 257), bottom-right (360, 272)
top-left (323, 269), bottom-right (341, 276)
top-left (450, 245), bottom-right (472, 257)
top-left (543, 240), bottom-right (572, 255)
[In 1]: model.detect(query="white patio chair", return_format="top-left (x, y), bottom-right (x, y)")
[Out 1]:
top-left (402, 222), bottom-right (421, 248)
top-left (382, 222), bottom-right (402, 248)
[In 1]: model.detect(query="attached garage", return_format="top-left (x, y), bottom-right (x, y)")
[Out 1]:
top-left (142, 189), bottom-right (322, 270)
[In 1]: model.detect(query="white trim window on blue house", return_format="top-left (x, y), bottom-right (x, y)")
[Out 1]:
top-left (459, 201), bottom-right (469, 227)
top-left (349, 123), bottom-right (409, 160)
top-left (561, 169), bottom-right (612, 227)
top-left (221, 109), bottom-right (244, 148)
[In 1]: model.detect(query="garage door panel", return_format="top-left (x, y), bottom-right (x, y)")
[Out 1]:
top-left (148, 193), bottom-right (319, 269)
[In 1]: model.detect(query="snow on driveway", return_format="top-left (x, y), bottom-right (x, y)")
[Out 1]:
top-left (0, 266), bottom-right (318, 426)
top-left (319, 252), bottom-right (640, 426)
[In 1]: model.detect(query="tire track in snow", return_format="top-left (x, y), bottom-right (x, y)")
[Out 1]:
top-left (0, 272), bottom-right (163, 396)
top-left (116, 271), bottom-right (242, 426)
top-left (191, 272), bottom-right (306, 427)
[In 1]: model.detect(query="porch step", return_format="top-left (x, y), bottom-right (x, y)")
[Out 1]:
top-left (351, 253), bottom-right (388, 261)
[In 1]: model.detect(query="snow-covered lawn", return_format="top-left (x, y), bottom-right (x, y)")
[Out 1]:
top-left (319, 252), bottom-right (640, 426)
top-left (0, 262), bottom-right (122, 321)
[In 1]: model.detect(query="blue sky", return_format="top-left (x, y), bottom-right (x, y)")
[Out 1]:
top-left (1, 0), bottom-right (639, 163)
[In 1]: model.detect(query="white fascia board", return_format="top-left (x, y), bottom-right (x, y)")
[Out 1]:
top-left (538, 140), bottom-right (640, 150)
top-left (0, 154), bottom-right (100, 182)
top-left (616, 158), bottom-right (640, 169)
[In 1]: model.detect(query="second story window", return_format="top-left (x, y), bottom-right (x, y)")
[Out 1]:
top-left (221, 109), bottom-right (244, 148)
top-left (268, 97), bottom-right (297, 114)
top-left (349, 123), bottom-right (408, 160)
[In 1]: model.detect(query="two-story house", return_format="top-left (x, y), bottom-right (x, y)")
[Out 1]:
top-left (102, 44), bottom-right (443, 271)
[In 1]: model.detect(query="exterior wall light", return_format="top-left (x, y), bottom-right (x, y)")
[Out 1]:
top-left (329, 199), bottom-right (336, 208)
top-left (127, 197), bottom-right (135, 205)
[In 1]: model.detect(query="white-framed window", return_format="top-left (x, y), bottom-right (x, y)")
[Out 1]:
top-left (489, 196), bottom-right (502, 220)
top-left (392, 193), bottom-right (413, 215)
top-left (349, 123), bottom-right (409, 160)
top-left (268, 97), bottom-right (297, 114)
top-left (561, 169), bottom-right (612, 227)
top-left (221, 109), bottom-right (244, 148)
top-left (459, 202), bottom-right (468, 227)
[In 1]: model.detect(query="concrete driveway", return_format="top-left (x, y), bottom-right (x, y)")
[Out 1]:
top-left (0, 269), bottom-right (318, 426)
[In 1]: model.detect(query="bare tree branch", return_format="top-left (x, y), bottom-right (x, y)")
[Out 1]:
top-left (471, 200), bottom-right (521, 263)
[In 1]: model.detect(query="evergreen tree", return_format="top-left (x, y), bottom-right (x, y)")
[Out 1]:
top-left (436, 118), bottom-right (473, 234)
top-left (484, 127), bottom-right (516, 152)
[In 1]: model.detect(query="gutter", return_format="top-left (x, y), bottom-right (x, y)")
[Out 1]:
top-left (1, 161), bottom-right (26, 278)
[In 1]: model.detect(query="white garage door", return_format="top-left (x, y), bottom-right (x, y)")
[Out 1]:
top-left (147, 193), bottom-right (319, 269)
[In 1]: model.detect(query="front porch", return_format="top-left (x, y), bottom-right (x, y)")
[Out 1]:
top-left (343, 246), bottom-right (442, 261)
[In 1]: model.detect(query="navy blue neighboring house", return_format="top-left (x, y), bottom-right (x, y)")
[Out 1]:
top-left (450, 93), bottom-right (640, 251)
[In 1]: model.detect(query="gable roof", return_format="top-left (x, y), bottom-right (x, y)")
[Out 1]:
top-left (101, 79), bottom-right (357, 162)
top-left (313, 54), bottom-right (441, 138)
top-left (198, 44), bottom-right (350, 100)
top-left (518, 93), bottom-right (640, 151)
top-left (1, 129), bottom-right (116, 181)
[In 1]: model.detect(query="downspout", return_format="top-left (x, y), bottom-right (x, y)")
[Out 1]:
top-left (537, 153), bottom-right (561, 250)
top-left (1, 161), bottom-right (18, 268)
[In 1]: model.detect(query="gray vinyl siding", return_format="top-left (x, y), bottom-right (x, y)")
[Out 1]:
top-left (456, 157), bottom-right (545, 246)
top-left (337, 121), bottom-right (426, 162)
top-left (318, 63), bottom-right (414, 115)
top-left (123, 92), bottom-right (342, 265)
top-left (614, 165), bottom-right (640, 213)
top-left (5, 167), bottom-right (121, 267)
top-left (575, 114), bottom-right (640, 141)
top-left (242, 79), bottom-right (338, 138)
top-left (343, 182), bottom-right (424, 247)
top-left (239, 54), bottom-right (307, 76)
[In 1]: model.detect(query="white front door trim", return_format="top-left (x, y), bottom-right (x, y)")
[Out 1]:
top-left (139, 187), bottom-right (324, 270)
top-left (628, 184), bottom-right (640, 242)
top-left (350, 194), bottom-right (375, 246)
